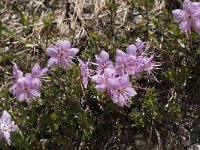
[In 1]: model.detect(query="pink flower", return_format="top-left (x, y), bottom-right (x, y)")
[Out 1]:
top-left (135, 38), bottom-right (145, 52)
top-left (25, 63), bottom-right (48, 83)
top-left (9, 63), bottom-right (47, 102)
top-left (9, 77), bottom-right (41, 102)
top-left (115, 49), bottom-right (127, 76)
top-left (115, 49), bottom-right (138, 76)
top-left (110, 74), bottom-right (137, 107)
top-left (0, 110), bottom-right (18, 144)
top-left (92, 68), bottom-right (117, 92)
top-left (30, 63), bottom-right (48, 79)
top-left (126, 44), bottom-right (137, 56)
top-left (126, 38), bottom-right (145, 56)
top-left (95, 50), bottom-right (113, 74)
top-left (129, 55), bottom-right (155, 75)
top-left (172, 0), bottom-right (200, 33)
top-left (46, 40), bottom-right (79, 69)
top-left (12, 62), bottom-right (23, 80)
top-left (78, 59), bottom-right (91, 88)
top-left (142, 55), bottom-right (155, 73)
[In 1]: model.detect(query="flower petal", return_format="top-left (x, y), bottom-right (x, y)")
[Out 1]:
top-left (1, 111), bottom-right (11, 125)
top-left (91, 75), bottom-right (101, 83)
top-left (47, 57), bottom-right (58, 68)
top-left (68, 48), bottom-right (79, 56)
top-left (104, 68), bottom-right (116, 78)
top-left (46, 46), bottom-right (58, 57)
top-left (12, 62), bottom-right (23, 79)
top-left (95, 84), bottom-right (106, 92)
top-left (99, 51), bottom-right (109, 61)
top-left (116, 49), bottom-right (126, 58)
top-left (59, 58), bottom-right (71, 69)
top-left (193, 19), bottom-right (200, 34)
top-left (180, 20), bottom-right (192, 33)
top-left (8, 121), bottom-right (18, 132)
top-left (16, 93), bottom-right (27, 102)
top-left (29, 89), bottom-right (41, 98)
top-left (172, 9), bottom-right (185, 21)
top-left (40, 67), bottom-right (48, 76)
top-left (126, 44), bottom-right (137, 55)
top-left (31, 63), bottom-right (41, 74)
top-left (118, 74), bottom-right (129, 88)
top-left (183, 0), bottom-right (193, 13)
top-left (125, 87), bottom-right (137, 97)
top-left (193, 2), bottom-right (200, 8)
top-left (3, 131), bottom-right (11, 144)
top-left (31, 78), bottom-right (41, 89)
top-left (135, 38), bottom-right (145, 52)
top-left (57, 40), bottom-right (71, 50)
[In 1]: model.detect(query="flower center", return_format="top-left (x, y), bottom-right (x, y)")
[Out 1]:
top-left (0, 124), bottom-right (8, 131)
top-left (60, 51), bottom-right (65, 57)
top-left (188, 15), bottom-right (193, 20)
top-left (117, 87), bottom-right (123, 93)
top-left (60, 52), bottom-right (64, 57)
top-left (120, 64), bottom-right (125, 69)
top-left (103, 63), bottom-right (108, 68)
top-left (23, 84), bottom-right (29, 91)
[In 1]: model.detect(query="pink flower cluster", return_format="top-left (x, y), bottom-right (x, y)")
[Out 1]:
top-left (78, 38), bottom-right (155, 107)
top-left (172, 0), bottom-right (200, 34)
top-left (9, 40), bottom-right (79, 103)
top-left (9, 63), bottom-right (48, 102)
top-left (7, 39), bottom-right (156, 144)
top-left (7, 40), bottom-right (79, 144)
top-left (9, 39), bottom-right (155, 107)
top-left (0, 111), bottom-right (18, 144)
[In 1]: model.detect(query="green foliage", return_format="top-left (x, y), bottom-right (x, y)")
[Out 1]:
top-left (15, 4), bottom-right (30, 35)
top-left (131, 108), bottom-right (145, 127)
top-left (143, 89), bottom-right (160, 120)
top-left (11, 132), bottom-right (29, 149)
top-left (88, 32), bottom-right (100, 47)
